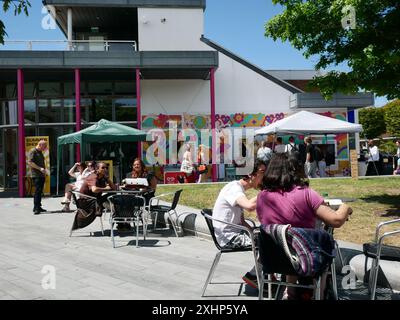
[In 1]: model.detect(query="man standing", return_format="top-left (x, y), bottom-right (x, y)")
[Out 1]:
top-left (257, 141), bottom-right (272, 162)
top-left (304, 136), bottom-right (318, 178)
top-left (27, 140), bottom-right (48, 215)
top-left (285, 136), bottom-right (298, 153)
top-left (273, 137), bottom-right (286, 153)
top-left (366, 139), bottom-right (380, 176)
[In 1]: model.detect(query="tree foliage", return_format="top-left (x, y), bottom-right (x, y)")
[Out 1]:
top-left (266, 0), bottom-right (400, 99)
top-left (0, 0), bottom-right (31, 44)
top-left (383, 99), bottom-right (400, 137)
top-left (358, 107), bottom-right (386, 139)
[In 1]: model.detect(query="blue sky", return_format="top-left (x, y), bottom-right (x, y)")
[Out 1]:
top-left (0, 0), bottom-right (388, 106)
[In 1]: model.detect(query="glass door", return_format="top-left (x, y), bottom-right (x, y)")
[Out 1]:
top-left (4, 128), bottom-right (18, 189)
top-left (0, 129), bottom-right (4, 188)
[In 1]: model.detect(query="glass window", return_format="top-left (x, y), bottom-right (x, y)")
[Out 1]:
top-left (0, 101), bottom-right (3, 125)
top-left (39, 82), bottom-right (60, 97)
top-left (0, 129), bottom-right (4, 188)
top-left (87, 82), bottom-right (113, 95)
top-left (3, 101), bottom-right (18, 125)
top-left (88, 98), bottom-right (112, 122)
top-left (5, 83), bottom-right (16, 99)
top-left (115, 98), bottom-right (137, 122)
top-left (64, 99), bottom-right (76, 123)
top-left (64, 82), bottom-right (84, 97)
top-left (3, 128), bottom-right (18, 189)
top-left (115, 81), bottom-right (135, 95)
top-left (24, 100), bottom-right (36, 124)
top-left (38, 99), bottom-right (62, 123)
top-left (24, 82), bottom-right (36, 98)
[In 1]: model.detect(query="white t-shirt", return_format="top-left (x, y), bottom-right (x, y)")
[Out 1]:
top-left (274, 144), bottom-right (286, 153)
top-left (285, 143), bottom-right (297, 153)
top-left (257, 147), bottom-right (272, 161)
top-left (368, 146), bottom-right (379, 162)
top-left (74, 170), bottom-right (91, 190)
top-left (212, 181), bottom-right (246, 247)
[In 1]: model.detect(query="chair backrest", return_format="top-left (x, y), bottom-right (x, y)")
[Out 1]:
top-left (170, 189), bottom-right (183, 210)
top-left (108, 194), bottom-right (146, 218)
top-left (71, 191), bottom-right (96, 213)
top-left (258, 227), bottom-right (297, 275)
top-left (201, 209), bottom-right (223, 251)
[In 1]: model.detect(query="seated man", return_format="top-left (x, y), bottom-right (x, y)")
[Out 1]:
top-left (80, 162), bottom-right (116, 212)
top-left (212, 159), bottom-right (267, 289)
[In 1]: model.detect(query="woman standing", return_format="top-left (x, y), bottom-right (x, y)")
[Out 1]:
top-left (180, 144), bottom-right (195, 183)
top-left (197, 144), bottom-right (207, 183)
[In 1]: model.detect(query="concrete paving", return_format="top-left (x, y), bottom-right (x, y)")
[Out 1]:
top-left (0, 195), bottom-right (399, 300)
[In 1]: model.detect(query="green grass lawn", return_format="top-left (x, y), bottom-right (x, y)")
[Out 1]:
top-left (157, 177), bottom-right (400, 245)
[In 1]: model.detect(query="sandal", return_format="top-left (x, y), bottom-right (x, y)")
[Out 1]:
top-left (61, 200), bottom-right (71, 205)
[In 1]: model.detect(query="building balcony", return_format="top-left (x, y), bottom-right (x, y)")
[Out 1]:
top-left (2, 40), bottom-right (137, 52)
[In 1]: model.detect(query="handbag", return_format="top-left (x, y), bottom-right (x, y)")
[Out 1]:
top-left (263, 224), bottom-right (335, 277)
top-left (198, 164), bottom-right (207, 174)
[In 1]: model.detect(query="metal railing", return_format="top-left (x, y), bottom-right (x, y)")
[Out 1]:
top-left (2, 40), bottom-right (138, 52)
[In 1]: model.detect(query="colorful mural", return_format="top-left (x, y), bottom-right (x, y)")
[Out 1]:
top-left (141, 111), bottom-right (352, 179)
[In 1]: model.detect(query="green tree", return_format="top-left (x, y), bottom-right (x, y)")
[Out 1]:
top-left (383, 99), bottom-right (400, 137)
top-left (0, 0), bottom-right (31, 44)
top-left (358, 107), bottom-right (386, 139)
top-left (266, 0), bottom-right (400, 99)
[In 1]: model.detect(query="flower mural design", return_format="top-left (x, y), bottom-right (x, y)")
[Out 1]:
top-left (233, 113), bottom-right (245, 124)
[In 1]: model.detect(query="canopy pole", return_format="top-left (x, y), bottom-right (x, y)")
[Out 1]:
top-left (210, 67), bottom-right (217, 182)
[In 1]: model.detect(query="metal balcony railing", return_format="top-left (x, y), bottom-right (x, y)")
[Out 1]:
top-left (1, 40), bottom-right (138, 52)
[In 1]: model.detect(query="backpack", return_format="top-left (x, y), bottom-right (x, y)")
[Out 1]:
top-left (263, 224), bottom-right (335, 277)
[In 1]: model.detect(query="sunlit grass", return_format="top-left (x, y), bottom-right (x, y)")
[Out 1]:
top-left (157, 177), bottom-right (400, 245)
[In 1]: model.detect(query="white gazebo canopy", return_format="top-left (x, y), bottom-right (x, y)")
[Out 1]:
top-left (255, 111), bottom-right (363, 135)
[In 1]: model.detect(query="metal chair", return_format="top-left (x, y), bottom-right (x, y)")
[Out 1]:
top-left (363, 218), bottom-right (400, 300)
top-left (200, 209), bottom-right (261, 297)
top-left (107, 194), bottom-right (148, 248)
top-left (70, 191), bottom-right (104, 237)
top-left (257, 227), bottom-right (337, 300)
top-left (147, 189), bottom-right (183, 237)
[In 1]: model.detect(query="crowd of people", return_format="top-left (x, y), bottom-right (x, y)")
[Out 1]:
top-left (256, 136), bottom-right (329, 179)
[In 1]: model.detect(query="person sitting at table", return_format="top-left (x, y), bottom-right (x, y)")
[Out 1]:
top-left (122, 158), bottom-right (157, 200)
top-left (79, 162), bottom-right (116, 213)
top-left (256, 152), bottom-right (353, 300)
top-left (61, 161), bottom-right (92, 212)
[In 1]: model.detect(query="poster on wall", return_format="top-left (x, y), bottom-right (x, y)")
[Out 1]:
top-left (25, 136), bottom-right (51, 196)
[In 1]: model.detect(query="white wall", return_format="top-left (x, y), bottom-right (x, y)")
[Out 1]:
top-left (214, 54), bottom-right (293, 115)
top-left (138, 8), bottom-right (209, 51)
top-left (141, 52), bottom-right (297, 116)
top-left (141, 79), bottom-right (210, 115)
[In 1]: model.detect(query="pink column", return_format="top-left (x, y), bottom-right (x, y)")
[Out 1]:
top-left (75, 68), bottom-right (81, 162)
top-left (210, 68), bottom-right (217, 182)
top-left (136, 68), bottom-right (142, 157)
top-left (17, 69), bottom-right (26, 197)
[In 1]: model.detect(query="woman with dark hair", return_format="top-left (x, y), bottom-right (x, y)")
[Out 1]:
top-left (256, 152), bottom-right (353, 299)
top-left (123, 158), bottom-right (158, 192)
